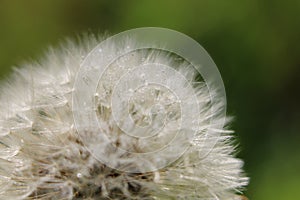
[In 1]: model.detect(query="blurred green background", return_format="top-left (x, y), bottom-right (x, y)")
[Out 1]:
top-left (0, 0), bottom-right (299, 199)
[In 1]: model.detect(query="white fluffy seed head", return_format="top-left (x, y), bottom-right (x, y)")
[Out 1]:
top-left (0, 33), bottom-right (248, 200)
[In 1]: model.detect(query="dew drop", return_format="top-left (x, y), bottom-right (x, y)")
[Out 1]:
top-left (77, 173), bottom-right (82, 178)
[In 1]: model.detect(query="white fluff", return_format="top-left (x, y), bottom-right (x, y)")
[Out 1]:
top-left (0, 34), bottom-right (248, 199)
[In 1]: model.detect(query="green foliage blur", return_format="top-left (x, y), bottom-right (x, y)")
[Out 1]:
top-left (0, 0), bottom-right (299, 199)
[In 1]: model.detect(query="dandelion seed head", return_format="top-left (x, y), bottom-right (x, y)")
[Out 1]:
top-left (0, 29), bottom-right (248, 199)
